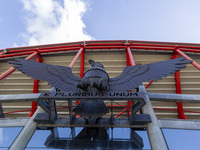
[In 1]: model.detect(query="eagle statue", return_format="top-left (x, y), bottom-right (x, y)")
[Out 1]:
top-left (9, 57), bottom-right (192, 122)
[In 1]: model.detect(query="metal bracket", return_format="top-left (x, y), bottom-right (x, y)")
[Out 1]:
top-left (37, 91), bottom-right (150, 125)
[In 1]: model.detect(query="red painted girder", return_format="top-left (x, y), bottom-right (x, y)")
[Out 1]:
top-left (179, 48), bottom-right (200, 53)
top-left (4, 109), bottom-right (31, 114)
top-left (84, 46), bottom-right (126, 49)
top-left (127, 45), bottom-right (136, 117)
top-left (114, 108), bottom-right (128, 118)
top-left (69, 47), bottom-right (84, 68)
top-left (0, 51), bottom-right (35, 58)
top-left (68, 47), bottom-right (85, 105)
top-left (172, 51), bottom-right (187, 119)
top-left (76, 48), bottom-right (85, 105)
top-left (0, 52), bottom-right (38, 82)
top-left (114, 46), bottom-right (134, 118)
top-left (86, 43), bottom-right (125, 46)
top-left (0, 47), bottom-right (80, 58)
top-left (176, 49), bottom-right (200, 70)
top-left (4, 45), bottom-right (82, 54)
top-left (80, 49), bottom-right (85, 78)
top-left (145, 80), bottom-right (153, 89)
top-left (127, 46), bottom-right (136, 66)
top-left (28, 56), bottom-right (43, 117)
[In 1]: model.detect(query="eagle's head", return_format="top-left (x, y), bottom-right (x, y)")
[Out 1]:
top-left (88, 59), bottom-right (104, 68)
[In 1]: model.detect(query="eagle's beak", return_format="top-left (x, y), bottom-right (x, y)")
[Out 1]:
top-left (88, 59), bottom-right (95, 66)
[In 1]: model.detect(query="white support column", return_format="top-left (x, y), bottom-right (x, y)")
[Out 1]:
top-left (139, 86), bottom-right (168, 150)
top-left (9, 107), bottom-right (46, 150)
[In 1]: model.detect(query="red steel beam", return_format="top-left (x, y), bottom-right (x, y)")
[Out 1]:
top-left (176, 49), bottom-right (200, 70)
top-left (130, 43), bottom-right (175, 48)
top-left (28, 56), bottom-right (43, 117)
top-left (153, 107), bottom-right (200, 114)
top-left (4, 109), bottom-right (31, 115)
top-left (145, 80), bottom-right (153, 89)
top-left (179, 48), bottom-right (200, 53)
top-left (0, 51), bottom-right (35, 58)
top-left (0, 47), bottom-right (80, 58)
top-left (114, 108), bottom-right (128, 118)
top-left (77, 47), bottom-right (85, 105)
top-left (86, 43), bottom-right (125, 46)
top-left (0, 52), bottom-right (38, 82)
top-left (172, 51), bottom-right (187, 119)
top-left (68, 47), bottom-right (84, 106)
top-left (69, 47), bottom-right (84, 68)
top-left (126, 48), bottom-right (131, 67)
top-left (115, 45), bottom-right (136, 118)
top-left (127, 45), bottom-right (136, 66)
top-left (126, 45), bottom-right (136, 117)
top-left (3, 44), bottom-right (82, 54)
top-left (80, 48), bottom-right (85, 78)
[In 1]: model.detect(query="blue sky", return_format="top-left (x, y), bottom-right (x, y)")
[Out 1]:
top-left (1, 0), bottom-right (200, 149)
top-left (1, 0), bottom-right (200, 49)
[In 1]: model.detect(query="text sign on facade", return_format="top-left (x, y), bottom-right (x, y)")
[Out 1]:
top-left (39, 92), bottom-right (143, 100)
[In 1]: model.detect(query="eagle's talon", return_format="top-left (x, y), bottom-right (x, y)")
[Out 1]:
top-left (77, 77), bottom-right (90, 91)
top-left (97, 77), bottom-right (108, 92)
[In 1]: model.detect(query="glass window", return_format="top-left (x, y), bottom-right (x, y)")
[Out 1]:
top-left (26, 130), bottom-right (51, 148)
top-left (27, 127), bottom-right (73, 149)
top-left (111, 128), bottom-right (151, 149)
top-left (27, 127), bottom-right (151, 149)
top-left (0, 127), bottom-right (23, 148)
top-left (57, 127), bottom-right (71, 138)
top-left (163, 129), bottom-right (200, 150)
top-left (136, 130), bottom-right (151, 149)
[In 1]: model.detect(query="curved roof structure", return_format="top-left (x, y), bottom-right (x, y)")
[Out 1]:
top-left (0, 40), bottom-right (200, 119)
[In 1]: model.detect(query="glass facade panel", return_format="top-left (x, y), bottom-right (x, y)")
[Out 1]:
top-left (112, 128), bottom-right (151, 149)
top-left (136, 130), bottom-right (151, 149)
top-left (0, 127), bottom-right (23, 149)
top-left (26, 130), bottom-right (51, 148)
top-left (163, 129), bottom-right (200, 150)
top-left (27, 127), bottom-right (150, 149)
top-left (57, 127), bottom-right (72, 138)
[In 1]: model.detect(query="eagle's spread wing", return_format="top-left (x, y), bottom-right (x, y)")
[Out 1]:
top-left (9, 58), bottom-right (81, 92)
top-left (109, 57), bottom-right (192, 92)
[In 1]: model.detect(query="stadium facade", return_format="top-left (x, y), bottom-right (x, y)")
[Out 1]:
top-left (0, 40), bottom-right (200, 150)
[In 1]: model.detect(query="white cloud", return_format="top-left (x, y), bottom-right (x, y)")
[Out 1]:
top-left (20, 0), bottom-right (93, 46)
